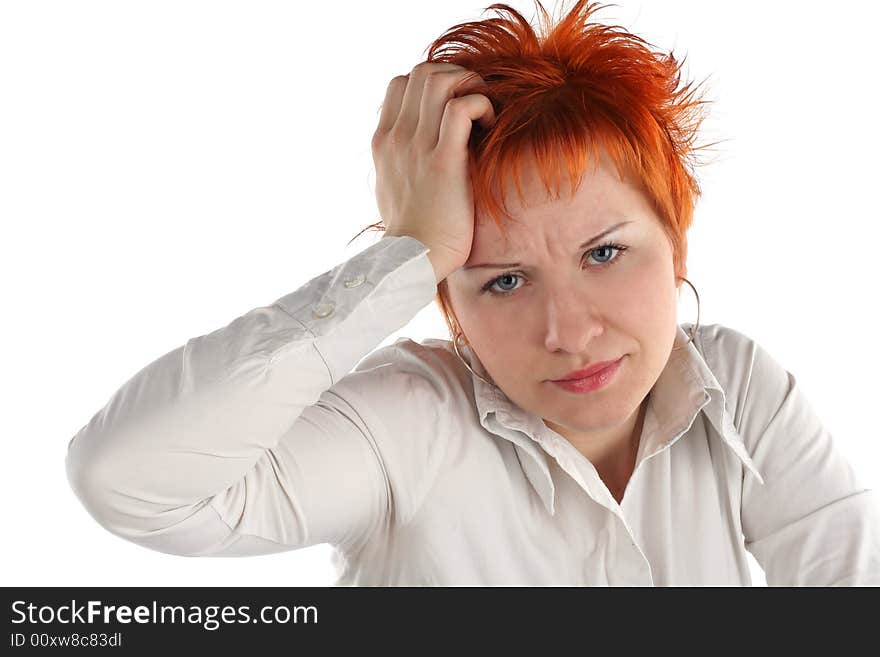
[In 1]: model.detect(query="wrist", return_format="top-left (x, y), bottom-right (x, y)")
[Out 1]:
top-left (383, 229), bottom-right (459, 283)
top-left (425, 248), bottom-right (458, 285)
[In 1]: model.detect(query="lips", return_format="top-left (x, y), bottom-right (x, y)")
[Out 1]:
top-left (552, 357), bottom-right (622, 382)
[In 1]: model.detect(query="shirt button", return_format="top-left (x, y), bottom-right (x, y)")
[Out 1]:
top-left (312, 301), bottom-right (335, 319)
top-left (343, 273), bottom-right (365, 288)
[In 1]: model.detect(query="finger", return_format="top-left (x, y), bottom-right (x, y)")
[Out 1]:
top-left (375, 75), bottom-right (409, 135)
top-left (436, 94), bottom-right (497, 158)
top-left (395, 62), bottom-right (464, 138)
top-left (416, 69), bottom-right (489, 149)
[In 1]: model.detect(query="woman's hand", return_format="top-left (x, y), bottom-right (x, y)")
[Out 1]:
top-left (372, 61), bottom-right (496, 283)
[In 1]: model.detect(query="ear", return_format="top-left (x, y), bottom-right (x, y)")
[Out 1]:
top-left (676, 261), bottom-right (688, 288)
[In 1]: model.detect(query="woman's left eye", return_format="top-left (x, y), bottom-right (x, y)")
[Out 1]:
top-left (481, 242), bottom-right (629, 297)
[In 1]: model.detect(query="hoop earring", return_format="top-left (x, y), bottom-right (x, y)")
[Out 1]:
top-left (452, 332), bottom-right (494, 386)
top-left (671, 276), bottom-right (700, 351)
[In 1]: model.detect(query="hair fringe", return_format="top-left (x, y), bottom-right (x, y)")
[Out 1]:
top-left (352, 0), bottom-right (729, 338)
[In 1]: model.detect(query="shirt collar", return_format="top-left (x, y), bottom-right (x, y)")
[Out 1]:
top-left (456, 324), bottom-right (764, 515)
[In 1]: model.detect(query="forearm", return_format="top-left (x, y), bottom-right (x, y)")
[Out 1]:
top-left (65, 235), bottom-right (438, 554)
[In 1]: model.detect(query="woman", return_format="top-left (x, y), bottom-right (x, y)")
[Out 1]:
top-left (65, 0), bottom-right (880, 585)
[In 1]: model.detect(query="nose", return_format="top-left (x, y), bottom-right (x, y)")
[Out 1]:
top-left (542, 287), bottom-right (605, 354)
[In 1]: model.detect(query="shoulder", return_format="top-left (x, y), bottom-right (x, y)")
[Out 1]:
top-left (317, 338), bottom-right (475, 532)
top-left (691, 321), bottom-right (795, 430)
top-left (352, 337), bottom-right (470, 391)
top-left (325, 337), bottom-right (474, 418)
top-left (693, 322), bottom-right (762, 373)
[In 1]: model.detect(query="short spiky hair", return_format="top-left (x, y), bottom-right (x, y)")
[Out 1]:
top-left (354, 0), bottom-right (722, 340)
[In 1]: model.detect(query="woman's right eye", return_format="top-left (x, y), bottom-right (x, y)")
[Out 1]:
top-left (482, 273), bottom-right (524, 297)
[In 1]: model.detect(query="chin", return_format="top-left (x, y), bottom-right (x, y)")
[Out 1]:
top-left (550, 396), bottom-right (632, 429)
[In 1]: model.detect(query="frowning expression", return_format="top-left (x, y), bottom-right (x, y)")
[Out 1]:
top-left (445, 146), bottom-right (683, 440)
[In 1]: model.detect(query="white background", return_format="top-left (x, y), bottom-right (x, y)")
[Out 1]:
top-left (1, 0), bottom-right (877, 587)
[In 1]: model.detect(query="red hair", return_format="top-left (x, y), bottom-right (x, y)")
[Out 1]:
top-left (352, 0), bottom-right (724, 340)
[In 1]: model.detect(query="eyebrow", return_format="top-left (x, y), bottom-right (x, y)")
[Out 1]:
top-left (462, 220), bottom-right (633, 271)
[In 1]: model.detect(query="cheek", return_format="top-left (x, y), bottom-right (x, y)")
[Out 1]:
top-left (622, 255), bottom-right (677, 328)
top-left (461, 306), bottom-right (506, 347)
top-left (445, 287), bottom-right (503, 348)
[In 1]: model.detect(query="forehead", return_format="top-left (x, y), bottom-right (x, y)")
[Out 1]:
top-left (470, 147), bottom-right (647, 254)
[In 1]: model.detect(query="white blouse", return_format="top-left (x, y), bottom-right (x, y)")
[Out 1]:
top-left (64, 234), bottom-right (880, 586)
